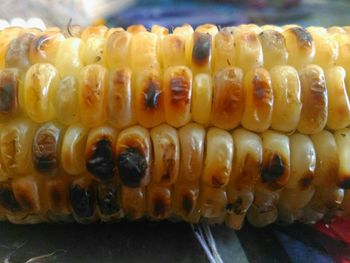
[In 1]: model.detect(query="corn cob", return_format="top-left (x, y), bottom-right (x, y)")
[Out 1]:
top-left (0, 23), bottom-right (350, 229)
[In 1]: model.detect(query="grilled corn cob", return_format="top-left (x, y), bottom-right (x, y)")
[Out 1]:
top-left (0, 23), bottom-right (350, 228)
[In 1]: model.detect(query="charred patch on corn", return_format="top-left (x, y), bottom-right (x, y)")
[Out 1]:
top-left (0, 182), bottom-right (20, 212)
top-left (161, 142), bottom-right (176, 184)
top-left (192, 32), bottom-right (211, 67)
top-left (298, 173), bottom-right (315, 190)
top-left (226, 197), bottom-right (243, 215)
top-left (212, 68), bottom-right (244, 118)
top-left (117, 147), bottom-right (147, 187)
top-left (69, 181), bottom-right (96, 218)
top-left (168, 69), bottom-right (192, 110)
top-left (86, 138), bottom-right (115, 181)
top-left (13, 178), bottom-right (40, 212)
top-left (46, 179), bottom-right (67, 212)
top-left (252, 69), bottom-right (273, 107)
top-left (0, 69), bottom-right (19, 118)
top-left (33, 123), bottom-right (62, 173)
top-left (182, 191), bottom-right (196, 215)
top-left (6, 33), bottom-right (35, 69)
top-left (289, 27), bottom-right (313, 49)
top-left (144, 78), bottom-right (161, 110)
top-left (211, 172), bottom-right (228, 188)
top-left (261, 153), bottom-right (288, 190)
top-left (151, 189), bottom-right (171, 219)
top-left (97, 184), bottom-right (119, 215)
top-left (338, 177), bottom-right (350, 189)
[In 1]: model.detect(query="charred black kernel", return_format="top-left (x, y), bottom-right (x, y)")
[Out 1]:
top-left (182, 194), bottom-right (194, 214)
top-left (339, 178), bottom-right (350, 189)
top-left (0, 183), bottom-right (20, 212)
top-left (86, 139), bottom-right (115, 181)
top-left (97, 184), bottom-right (119, 215)
top-left (226, 197), bottom-right (243, 215)
top-left (299, 173), bottom-right (314, 190)
top-left (261, 154), bottom-right (285, 183)
top-left (69, 184), bottom-right (95, 218)
top-left (0, 84), bottom-right (14, 112)
top-left (153, 194), bottom-right (170, 218)
top-left (192, 32), bottom-right (211, 66)
top-left (144, 81), bottom-right (160, 110)
top-left (0, 70), bottom-right (18, 116)
top-left (117, 147), bottom-right (147, 188)
top-left (33, 123), bottom-right (61, 173)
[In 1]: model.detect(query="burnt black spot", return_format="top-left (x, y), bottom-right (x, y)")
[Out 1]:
top-left (144, 81), bottom-right (160, 110)
top-left (0, 85), bottom-right (14, 112)
top-left (261, 154), bottom-right (285, 183)
top-left (339, 178), bottom-right (350, 189)
top-left (290, 27), bottom-right (313, 48)
top-left (299, 173), bottom-right (314, 190)
top-left (192, 32), bottom-right (211, 66)
top-left (117, 147), bottom-right (147, 188)
top-left (69, 183), bottom-right (95, 218)
top-left (97, 184), bottom-right (119, 215)
top-left (182, 194), bottom-right (194, 214)
top-left (226, 197), bottom-right (243, 215)
top-left (153, 195), bottom-right (170, 218)
top-left (33, 124), bottom-right (61, 173)
top-left (0, 183), bottom-right (20, 212)
top-left (86, 139), bottom-right (115, 181)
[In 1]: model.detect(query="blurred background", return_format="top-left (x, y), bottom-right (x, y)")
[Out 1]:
top-left (0, 0), bottom-right (350, 29)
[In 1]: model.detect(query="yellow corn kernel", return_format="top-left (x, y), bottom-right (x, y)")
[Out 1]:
top-left (302, 131), bottom-right (343, 223)
top-left (283, 27), bottom-right (315, 69)
top-left (104, 31), bottom-right (132, 69)
top-left (190, 32), bottom-right (212, 74)
top-left (130, 32), bottom-right (159, 72)
top-left (150, 124), bottom-right (179, 186)
top-left (151, 25), bottom-right (168, 37)
top-left (29, 31), bottom-right (65, 64)
top-left (226, 129), bottom-right (262, 230)
top-left (270, 65), bottom-right (302, 132)
top-left (147, 184), bottom-right (172, 220)
top-left (191, 73), bottom-right (212, 126)
top-left (325, 66), bottom-right (350, 130)
top-left (163, 66), bottom-right (192, 127)
top-left (127, 25), bottom-right (147, 34)
top-left (199, 185), bottom-right (227, 220)
top-left (334, 129), bottom-right (350, 189)
top-left (32, 121), bottom-right (65, 175)
top-left (202, 128), bottom-right (233, 188)
top-left (107, 68), bottom-right (135, 129)
top-left (307, 27), bottom-right (338, 68)
top-left (53, 76), bottom-right (80, 125)
top-left (6, 32), bottom-right (35, 70)
top-left (55, 38), bottom-right (84, 78)
top-left (297, 64), bottom-right (328, 134)
top-left (0, 27), bottom-right (22, 69)
top-left (211, 67), bottom-right (244, 130)
top-left (161, 34), bottom-right (186, 68)
top-left (173, 182), bottom-right (200, 222)
top-left (278, 133), bottom-right (316, 224)
top-left (134, 69), bottom-right (165, 128)
top-left (24, 63), bottom-right (59, 123)
top-left (213, 31), bottom-right (235, 73)
top-left (234, 30), bottom-right (263, 72)
top-left (259, 30), bottom-right (288, 69)
top-left (178, 123), bottom-right (205, 182)
top-left (0, 118), bottom-right (37, 176)
top-left (242, 67), bottom-right (273, 132)
top-left (122, 186), bottom-right (145, 220)
top-left (78, 64), bottom-right (108, 127)
top-left (61, 124), bottom-right (89, 175)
